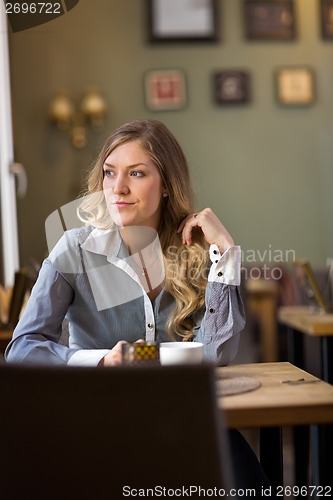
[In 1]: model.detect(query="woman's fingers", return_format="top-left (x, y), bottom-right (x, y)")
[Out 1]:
top-left (177, 208), bottom-right (234, 251)
top-left (177, 213), bottom-right (201, 245)
top-left (102, 340), bottom-right (127, 366)
top-left (101, 339), bottom-right (146, 366)
top-left (177, 213), bottom-right (195, 234)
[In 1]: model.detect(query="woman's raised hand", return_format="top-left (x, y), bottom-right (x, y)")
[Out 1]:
top-left (177, 208), bottom-right (234, 253)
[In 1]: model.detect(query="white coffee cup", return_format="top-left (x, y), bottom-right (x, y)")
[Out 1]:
top-left (159, 342), bottom-right (204, 366)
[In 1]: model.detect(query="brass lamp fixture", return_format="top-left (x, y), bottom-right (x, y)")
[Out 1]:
top-left (48, 88), bottom-right (107, 148)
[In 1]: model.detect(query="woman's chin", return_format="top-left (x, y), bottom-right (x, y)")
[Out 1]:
top-left (112, 216), bottom-right (135, 227)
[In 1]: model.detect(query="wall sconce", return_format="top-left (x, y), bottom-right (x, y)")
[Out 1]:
top-left (48, 88), bottom-right (107, 148)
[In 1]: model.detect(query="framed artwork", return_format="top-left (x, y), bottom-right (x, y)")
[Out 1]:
top-left (276, 67), bottom-right (315, 106)
top-left (244, 0), bottom-right (296, 40)
top-left (147, 0), bottom-right (219, 43)
top-left (144, 69), bottom-right (187, 111)
top-left (294, 259), bottom-right (330, 313)
top-left (214, 71), bottom-right (251, 105)
top-left (320, 0), bottom-right (333, 39)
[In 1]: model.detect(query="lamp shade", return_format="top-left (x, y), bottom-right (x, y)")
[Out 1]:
top-left (48, 92), bottom-right (75, 130)
top-left (80, 89), bottom-right (107, 127)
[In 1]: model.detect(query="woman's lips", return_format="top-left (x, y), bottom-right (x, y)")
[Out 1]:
top-left (112, 202), bottom-right (135, 207)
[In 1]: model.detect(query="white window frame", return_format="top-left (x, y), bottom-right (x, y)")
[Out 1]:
top-left (0, 2), bottom-right (20, 287)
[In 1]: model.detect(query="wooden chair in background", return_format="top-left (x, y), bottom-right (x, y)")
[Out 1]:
top-left (0, 269), bottom-right (31, 353)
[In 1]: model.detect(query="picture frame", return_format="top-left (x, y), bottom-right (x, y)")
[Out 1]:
top-left (214, 71), bottom-right (251, 105)
top-left (244, 0), bottom-right (296, 40)
top-left (320, 0), bottom-right (333, 39)
top-left (144, 69), bottom-right (187, 111)
top-left (276, 67), bottom-right (315, 106)
top-left (294, 259), bottom-right (330, 313)
top-left (147, 0), bottom-right (219, 43)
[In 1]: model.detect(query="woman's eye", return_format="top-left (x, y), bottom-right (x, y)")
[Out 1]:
top-left (104, 170), bottom-right (115, 177)
top-left (131, 170), bottom-right (144, 177)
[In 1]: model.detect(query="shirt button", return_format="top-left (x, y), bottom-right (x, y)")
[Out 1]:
top-left (217, 271), bottom-right (223, 277)
top-left (147, 323), bottom-right (154, 329)
top-left (215, 260), bottom-right (219, 263)
top-left (213, 250), bottom-right (218, 255)
top-left (209, 308), bottom-right (215, 313)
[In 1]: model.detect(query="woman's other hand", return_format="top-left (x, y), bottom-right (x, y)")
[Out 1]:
top-left (99, 339), bottom-right (145, 366)
top-left (98, 340), bottom-right (127, 366)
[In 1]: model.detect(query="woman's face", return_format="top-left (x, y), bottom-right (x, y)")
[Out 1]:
top-left (103, 140), bottom-right (165, 229)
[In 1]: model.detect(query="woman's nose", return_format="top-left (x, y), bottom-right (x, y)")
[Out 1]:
top-left (113, 175), bottom-right (129, 195)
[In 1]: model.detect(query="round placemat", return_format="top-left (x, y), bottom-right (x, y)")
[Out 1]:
top-left (216, 375), bottom-right (261, 397)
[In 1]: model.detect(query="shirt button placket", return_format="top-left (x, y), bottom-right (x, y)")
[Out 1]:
top-left (146, 322), bottom-right (155, 342)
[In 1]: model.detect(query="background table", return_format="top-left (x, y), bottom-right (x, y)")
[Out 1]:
top-left (217, 362), bottom-right (333, 490)
top-left (278, 306), bottom-right (333, 384)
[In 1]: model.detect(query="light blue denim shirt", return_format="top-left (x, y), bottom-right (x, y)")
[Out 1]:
top-left (5, 226), bottom-right (245, 366)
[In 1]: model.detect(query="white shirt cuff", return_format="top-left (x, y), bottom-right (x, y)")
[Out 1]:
top-left (208, 245), bottom-right (241, 286)
top-left (67, 349), bottom-right (110, 366)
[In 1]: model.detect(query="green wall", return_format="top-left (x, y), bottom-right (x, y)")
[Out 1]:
top-left (8, 0), bottom-right (333, 269)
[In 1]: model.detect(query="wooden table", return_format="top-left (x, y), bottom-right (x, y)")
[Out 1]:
top-left (278, 306), bottom-right (333, 384)
top-left (217, 362), bottom-right (333, 490)
top-left (278, 306), bottom-right (333, 336)
top-left (246, 279), bottom-right (279, 362)
top-left (218, 361), bottom-right (333, 428)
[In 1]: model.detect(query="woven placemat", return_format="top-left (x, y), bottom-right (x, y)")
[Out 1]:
top-left (216, 375), bottom-right (261, 397)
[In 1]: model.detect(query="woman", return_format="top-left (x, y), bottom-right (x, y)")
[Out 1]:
top-left (5, 118), bottom-right (244, 365)
top-left (5, 119), bottom-right (273, 496)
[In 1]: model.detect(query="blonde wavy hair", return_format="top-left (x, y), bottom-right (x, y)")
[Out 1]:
top-left (78, 119), bottom-right (209, 340)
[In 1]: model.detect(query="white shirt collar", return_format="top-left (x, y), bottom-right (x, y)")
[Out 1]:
top-left (81, 227), bottom-right (122, 263)
top-left (81, 226), bottom-right (163, 266)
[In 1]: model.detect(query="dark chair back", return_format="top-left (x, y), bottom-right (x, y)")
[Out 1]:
top-left (0, 269), bottom-right (31, 353)
top-left (0, 363), bottom-right (233, 499)
top-left (6, 269), bottom-right (31, 329)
